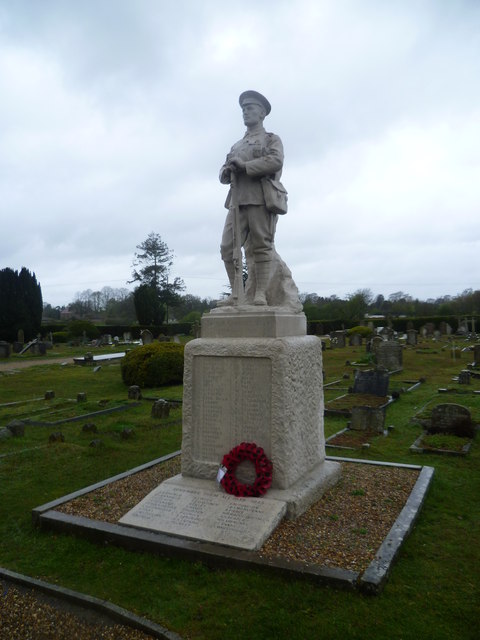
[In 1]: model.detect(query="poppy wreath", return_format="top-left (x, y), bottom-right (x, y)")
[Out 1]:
top-left (220, 442), bottom-right (273, 497)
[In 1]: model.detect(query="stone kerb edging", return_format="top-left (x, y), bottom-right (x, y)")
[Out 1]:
top-left (0, 567), bottom-right (183, 640)
top-left (32, 452), bottom-right (435, 595)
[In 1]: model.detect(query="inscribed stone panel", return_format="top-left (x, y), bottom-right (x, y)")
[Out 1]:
top-left (191, 355), bottom-right (271, 463)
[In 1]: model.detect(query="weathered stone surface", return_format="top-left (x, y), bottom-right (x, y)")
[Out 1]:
top-left (202, 308), bottom-right (306, 339)
top-left (374, 341), bottom-right (403, 370)
top-left (120, 477), bottom-right (287, 551)
top-left (6, 420), bottom-right (25, 437)
top-left (0, 341), bottom-right (11, 358)
top-left (429, 403), bottom-right (473, 436)
top-left (350, 406), bottom-right (386, 433)
top-left (151, 400), bottom-right (170, 419)
top-left (128, 385), bottom-right (142, 400)
top-left (353, 369), bottom-right (389, 397)
top-left (181, 335), bottom-right (326, 490)
top-left (0, 428), bottom-right (12, 441)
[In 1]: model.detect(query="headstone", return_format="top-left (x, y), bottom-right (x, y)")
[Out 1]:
top-left (350, 406), bottom-right (385, 433)
top-left (0, 341), bottom-right (11, 358)
top-left (151, 399), bottom-right (170, 419)
top-left (458, 370), bottom-right (471, 384)
top-left (370, 336), bottom-right (384, 354)
top-left (457, 320), bottom-right (469, 335)
top-left (31, 342), bottom-right (47, 355)
top-left (433, 330), bottom-right (441, 341)
top-left (331, 330), bottom-right (346, 348)
top-left (123, 332), bottom-right (131, 342)
top-left (128, 385), bottom-right (142, 400)
top-left (425, 322), bottom-right (435, 336)
top-left (406, 329), bottom-right (418, 346)
top-left (352, 369), bottom-right (390, 397)
top-left (473, 344), bottom-right (480, 365)
top-left (141, 329), bottom-right (153, 345)
top-left (429, 403), bottom-right (473, 436)
top-left (6, 420), bottom-right (25, 437)
top-left (77, 392), bottom-right (87, 402)
top-left (349, 333), bottom-right (362, 347)
top-left (17, 329), bottom-right (25, 344)
top-left (374, 340), bottom-right (403, 370)
top-left (44, 390), bottom-right (55, 400)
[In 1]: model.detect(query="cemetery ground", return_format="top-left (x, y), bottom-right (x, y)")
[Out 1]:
top-left (0, 339), bottom-right (479, 639)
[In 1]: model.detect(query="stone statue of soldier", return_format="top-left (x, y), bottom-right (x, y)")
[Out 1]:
top-left (218, 90), bottom-right (285, 307)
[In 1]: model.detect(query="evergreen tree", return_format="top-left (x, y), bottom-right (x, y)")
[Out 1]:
top-left (129, 233), bottom-right (185, 324)
top-left (0, 267), bottom-right (43, 341)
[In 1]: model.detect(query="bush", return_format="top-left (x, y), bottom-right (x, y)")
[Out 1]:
top-left (121, 342), bottom-right (185, 388)
top-left (347, 326), bottom-right (373, 339)
top-left (52, 331), bottom-right (69, 343)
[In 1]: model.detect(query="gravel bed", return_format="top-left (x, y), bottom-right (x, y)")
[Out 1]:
top-left (58, 456), bottom-right (419, 573)
top-left (9, 457), bottom-right (419, 637)
top-left (0, 579), bottom-right (158, 639)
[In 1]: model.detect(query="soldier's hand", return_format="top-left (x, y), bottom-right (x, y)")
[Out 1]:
top-left (229, 157), bottom-right (246, 172)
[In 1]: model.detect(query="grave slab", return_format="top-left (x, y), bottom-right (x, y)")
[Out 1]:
top-left (119, 477), bottom-right (287, 551)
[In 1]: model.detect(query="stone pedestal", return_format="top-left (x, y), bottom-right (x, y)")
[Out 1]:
top-left (181, 308), bottom-right (340, 514)
top-left (121, 307), bottom-right (340, 549)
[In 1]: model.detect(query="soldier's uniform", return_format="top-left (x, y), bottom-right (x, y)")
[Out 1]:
top-left (219, 127), bottom-right (284, 263)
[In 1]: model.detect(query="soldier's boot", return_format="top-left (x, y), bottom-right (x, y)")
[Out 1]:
top-left (217, 261), bottom-right (236, 306)
top-left (253, 261), bottom-right (271, 306)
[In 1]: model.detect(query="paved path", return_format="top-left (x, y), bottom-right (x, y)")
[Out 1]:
top-left (0, 357), bottom-right (75, 372)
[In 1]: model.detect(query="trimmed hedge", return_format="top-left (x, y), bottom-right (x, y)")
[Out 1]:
top-left (121, 342), bottom-right (185, 388)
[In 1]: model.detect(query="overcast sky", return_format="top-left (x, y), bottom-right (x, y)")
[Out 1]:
top-left (1, 0), bottom-right (479, 307)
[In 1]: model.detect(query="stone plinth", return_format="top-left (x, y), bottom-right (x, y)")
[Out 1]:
top-left (180, 308), bottom-right (341, 521)
top-left (181, 334), bottom-right (325, 490)
top-left (201, 306), bottom-right (306, 338)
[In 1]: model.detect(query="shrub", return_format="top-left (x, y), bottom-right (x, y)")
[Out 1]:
top-left (347, 325), bottom-right (373, 339)
top-left (121, 342), bottom-right (185, 388)
top-left (52, 331), bottom-right (69, 343)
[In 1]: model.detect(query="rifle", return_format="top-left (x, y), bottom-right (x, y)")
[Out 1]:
top-left (230, 171), bottom-right (245, 305)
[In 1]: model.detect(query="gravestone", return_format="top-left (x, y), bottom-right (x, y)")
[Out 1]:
top-left (349, 333), bottom-right (362, 347)
top-left (425, 322), bottom-right (435, 336)
top-left (350, 406), bottom-right (385, 433)
top-left (473, 344), bottom-right (480, 365)
top-left (128, 385), bottom-right (142, 400)
top-left (17, 329), bottom-right (24, 344)
top-left (331, 330), bottom-right (346, 348)
top-left (141, 329), bottom-right (153, 345)
top-left (370, 336), bottom-right (384, 353)
top-left (31, 342), bottom-right (47, 356)
top-left (458, 370), bottom-right (471, 385)
top-left (353, 369), bottom-right (389, 397)
top-left (0, 342), bottom-right (11, 358)
top-left (374, 340), bottom-right (403, 371)
top-left (151, 399), bottom-right (170, 419)
top-left (406, 329), bottom-right (418, 346)
top-left (430, 404), bottom-right (472, 435)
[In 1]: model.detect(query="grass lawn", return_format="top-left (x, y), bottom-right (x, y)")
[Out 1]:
top-left (0, 339), bottom-right (479, 639)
